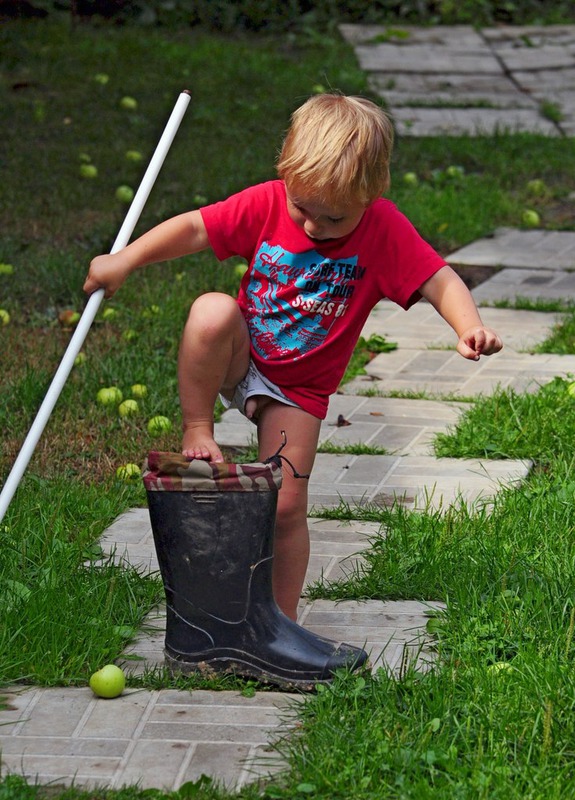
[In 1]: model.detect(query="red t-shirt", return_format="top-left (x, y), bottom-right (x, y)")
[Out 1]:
top-left (201, 180), bottom-right (446, 419)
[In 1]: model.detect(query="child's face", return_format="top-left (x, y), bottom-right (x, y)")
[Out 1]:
top-left (286, 190), bottom-right (366, 241)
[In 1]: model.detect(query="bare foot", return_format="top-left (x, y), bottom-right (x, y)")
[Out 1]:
top-left (182, 424), bottom-right (224, 463)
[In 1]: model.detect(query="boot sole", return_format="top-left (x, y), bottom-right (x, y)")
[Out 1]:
top-left (164, 650), bottom-right (367, 691)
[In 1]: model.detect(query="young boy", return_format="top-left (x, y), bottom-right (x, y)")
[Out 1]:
top-left (83, 93), bottom-right (503, 622)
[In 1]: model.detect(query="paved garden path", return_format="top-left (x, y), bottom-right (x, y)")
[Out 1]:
top-left (2, 23), bottom-right (575, 796)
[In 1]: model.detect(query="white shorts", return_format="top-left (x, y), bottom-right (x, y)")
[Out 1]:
top-left (221, 361), bottom-right (300, 422)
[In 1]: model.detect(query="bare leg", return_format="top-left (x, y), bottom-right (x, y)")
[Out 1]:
top-left (178, 292), bottom-right (250, 462)
top-left (257, 402), bottom-right (321, 620)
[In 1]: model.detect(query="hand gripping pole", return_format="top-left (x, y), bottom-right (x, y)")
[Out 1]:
top-left (0, 90), bottom-right (192, 523)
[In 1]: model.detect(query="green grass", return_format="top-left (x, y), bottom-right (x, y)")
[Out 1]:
top-left (2, 11), bottom-right (575, 800)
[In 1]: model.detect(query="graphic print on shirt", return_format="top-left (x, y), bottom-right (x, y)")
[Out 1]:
top-left (246, 242), bottom-right (366, 360)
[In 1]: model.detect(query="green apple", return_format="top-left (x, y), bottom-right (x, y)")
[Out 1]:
top-left (96, 386), bottom-right (123, 406)
top-left (93, 73), bottom-right (110, 85)
top-left (89, 664), bottom-right (126, 698)
top-left (118, 399), bottom-right (139, 417)
top-left (120, 96), bottom-right (138, 110)
top-left (402, 171), bottom-right (418, 187)
top-left (58, 309), bottom-right (81, 327)
top-left (0, 309), bottom-right (10, 326)
top-left (116, 463), bottom-right (142, 482)
top-left (125, 149), bottom-right (143, 163)
top-left (80, 164), bottom-right (98, 179)
top-left (487, 662), bottom-right (513, 675)
top-left (78, 153), bottom-right (92, 163)
top-left (115, 185), bottom-right (134, 204)
top-left (526, 178), bottom-right (547, 197)
top-left (193, 193), bottom-right (208, 206)
top-left (122, 328), bottom-right (137, 342)
top-left (446, 164), bottom-right (465, 179)
top-left (142, 304), bottom-right (160, 318)
top-left (312, 84), bottom-right (327, 94)
top-left (130, 383), bottom-right (148, 398)
top-left (147, 415), bottom-right (172, 436)
top-left (567, 381), bottom-right (575, 397)
top-left (0, 263), bottom-right (14, 275)
top-left (101, 307), bottom-right (117, 321)
top-left (234, 262), bottom-right (248, 279)
top-left (74, 352), bottom-right (87, 367)
top-left (522, 209), bottom-right (541, 228)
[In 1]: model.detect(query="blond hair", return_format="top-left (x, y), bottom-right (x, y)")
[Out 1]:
top-left (277, 93), bottom-right (394, 207)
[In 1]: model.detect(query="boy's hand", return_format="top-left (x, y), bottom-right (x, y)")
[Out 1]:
top-left (457, 326), bottom-right (503, 361)
top-left (83, 253), bottom-right (132, 299)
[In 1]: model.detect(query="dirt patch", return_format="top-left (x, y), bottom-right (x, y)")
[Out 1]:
top-left (449, 263), bottom-right (500, 290)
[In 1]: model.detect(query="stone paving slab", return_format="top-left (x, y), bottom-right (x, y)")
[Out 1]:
top-left (471, 267), bottom-right (575, 305)
top-left (368, 72), bottom-right (537, 108)
top-left (390, 107), bottom-right (559, 137)
top-left (340, 23), bottom-right (574, 136)
top-left (0, 687), bottom-right (293, 792)
top-left (447, 229), bottom-right (575, 270)
top-left (360, 299), bottom-right (561, 352)
top-left (344, 348), bottom-right (575, 398)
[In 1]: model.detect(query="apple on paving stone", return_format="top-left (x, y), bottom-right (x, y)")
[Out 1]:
top-left (89, 664), bottom-right (126, 698)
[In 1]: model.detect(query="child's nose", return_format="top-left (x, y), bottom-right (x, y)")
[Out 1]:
top-left (304, 219), bottom-right (322, 237)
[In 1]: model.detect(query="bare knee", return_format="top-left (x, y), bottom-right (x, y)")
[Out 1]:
top-left (185, 292), bottom-right (243, 342)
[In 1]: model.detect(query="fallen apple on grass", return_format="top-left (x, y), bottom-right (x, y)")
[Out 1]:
top-left (101, 307), bottom-right (118, 321)
top-left (97, 386), bottom-right (123, 406)
top-left (115, 185), bottom-right (135, 204)
top-left (526, 178), bottom-right (548, 197)
top-left (93, 73), bottom-right (109, 85)
top-left (402, 171), bottom-right (418, 187)
top-left (147, 415), bottom-right (172, 437)
top-left (130, 384), bottom-right (148, 399)
top-left (80, 164), bottom-right (98, 179)
top-left (522, 209), bottom-right (541, 228)
top-left (0, 263), bottom-right (14, 275)
top-left (89, 664), bottom-right (126, 698)
top-left (0, 309), bottom-right (10, 326)
top-left (58, 310), bottom-right (81, 328)
top-left (116, 463), bottom-right (142, 482)
top-left (234, 262), bottom-right (248, 279)
top-left (120, 96), bottom-right (138, 110)
top-left (125, 150), bottom-right (143, 163)
top-left (118, 399), bottom-right (139, 417)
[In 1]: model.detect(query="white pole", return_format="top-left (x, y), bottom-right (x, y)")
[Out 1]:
top-left (0, 90), bottom-right (191, 523)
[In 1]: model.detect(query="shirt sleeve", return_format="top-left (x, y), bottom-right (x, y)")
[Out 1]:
top-left (199, 183), bottom-right (272, 262)
top-left (370, 200), bottom-right (447, 310)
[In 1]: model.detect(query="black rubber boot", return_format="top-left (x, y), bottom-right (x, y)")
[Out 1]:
top-left (143, 452), bottom-right (368, 690)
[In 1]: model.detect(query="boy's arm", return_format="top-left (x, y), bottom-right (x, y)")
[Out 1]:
top-left (419, 265), bottom-right (503, 360)
top-left (83, 210), bottom-right (210, 298)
